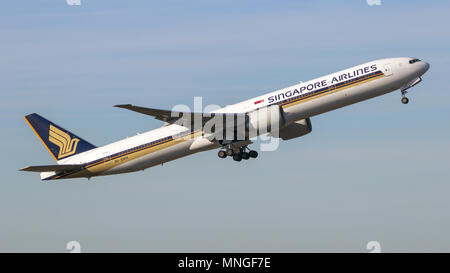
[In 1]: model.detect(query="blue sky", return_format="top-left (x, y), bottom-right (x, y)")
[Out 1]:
top-left (1, 0), bottom-right (450, 252)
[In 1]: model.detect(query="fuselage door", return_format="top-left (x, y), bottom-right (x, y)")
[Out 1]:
top-left (383, 64), bottom-right (393, 76)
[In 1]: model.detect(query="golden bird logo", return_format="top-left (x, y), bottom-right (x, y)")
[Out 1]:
top-left (48, 125), bottom-right (80, 159)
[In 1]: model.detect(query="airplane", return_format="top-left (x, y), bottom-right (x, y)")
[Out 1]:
top-left (20, 57), bottom-right (430, 181)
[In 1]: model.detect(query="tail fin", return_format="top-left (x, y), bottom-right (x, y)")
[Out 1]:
top-left (24, 113), bottom-right (96, 161)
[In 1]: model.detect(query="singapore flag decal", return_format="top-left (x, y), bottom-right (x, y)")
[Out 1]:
top-left (254, 99), bottom-right (264, 105)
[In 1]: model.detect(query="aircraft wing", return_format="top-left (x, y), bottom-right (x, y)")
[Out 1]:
top-left (20, 164), bottom-right (83, 172)
top-left (114, 104), bottom-right (245, 126)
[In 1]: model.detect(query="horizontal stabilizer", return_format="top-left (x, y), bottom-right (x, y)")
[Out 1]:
top-left (20, 164), bottom-right (83, 172)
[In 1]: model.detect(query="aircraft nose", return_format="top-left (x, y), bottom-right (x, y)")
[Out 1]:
top-left (416, 60), bottom-right (430, 76)
top-left (418, 61), bottom-right (430, 76)
top-left (423, 61), bottom-right (430, 73)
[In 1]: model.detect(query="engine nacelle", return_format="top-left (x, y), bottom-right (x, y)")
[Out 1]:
top-left (273, 118), bottom-right (312, 140)
top-left (245, 105), bottom-right (286, 138)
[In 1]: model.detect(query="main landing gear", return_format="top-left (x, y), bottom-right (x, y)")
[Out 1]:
top-left (401, 89), bottom-right (409, 104)
top-left (218, 146), bottom-right (258, 162)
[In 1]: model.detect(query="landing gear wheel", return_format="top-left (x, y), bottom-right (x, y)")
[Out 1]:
top-left (400, 89), bottom-right (409, 104)
top-left (233, 153), bottom-right (242, 162)
top-left (242, 152), bottom-right (250, 160)
top-left (226, 149), bottom-right (234, 156)
top-left (218, 150), bottom-right (227, 158)
top-left (249, 150), bottom-right (258, 158)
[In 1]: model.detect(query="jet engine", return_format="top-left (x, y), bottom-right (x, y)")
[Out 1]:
top-left (272, 118), bottom-right (312, 140)
top-left (245, 105), bottom-right (286, 138)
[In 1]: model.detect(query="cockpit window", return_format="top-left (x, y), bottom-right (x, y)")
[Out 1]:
top-left (409, 58), bottom-right (421, 64)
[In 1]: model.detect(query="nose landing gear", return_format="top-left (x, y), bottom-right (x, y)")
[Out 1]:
top-left (401, 89), bottom-right (409, 104)
top-left (400, 76), bottom-right (423, 104)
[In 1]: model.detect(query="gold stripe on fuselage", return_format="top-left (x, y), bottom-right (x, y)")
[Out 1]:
top-left (281, 72), bottom-right (385, 109)
top-left (50, 130), bottom-right (201, 180)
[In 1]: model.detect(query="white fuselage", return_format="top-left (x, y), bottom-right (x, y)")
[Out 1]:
top-left (44, 57), bottom-right (429, 180)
